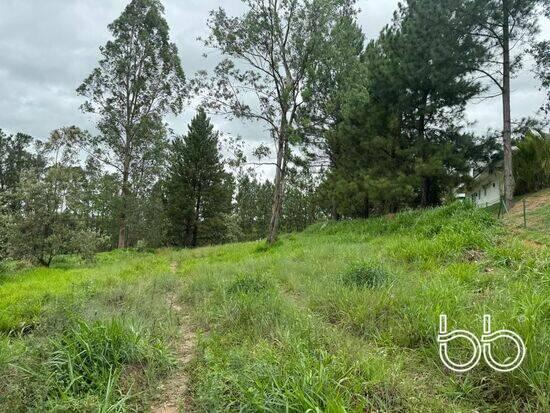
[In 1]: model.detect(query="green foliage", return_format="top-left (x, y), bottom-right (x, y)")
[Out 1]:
top-left (1, 201), bottom-right (549, 411)
top-left (319, 0), bottom-right (490, 217)
top-left (135, 239), bottom-right (149, 253)
top-left (197, 0), bottom-right (362, 243)
top-left (227, 274), bottom-right (273, 295)
top-left (514, 129), bottom-right (550, 195)
top-left (47, 319), bottom-right (171, 398)
top-left (0, 271), bottom-right (182, 411)
top-left (165, 109), bottom-right (234, 247)
top-left (532, 40), bottom-right (550, 115)
top-left (77, 0), bottom-right (186, 248)
top-left (0, 129), bottom-right (44, 194)
top-left (3, 167), bottom-right (105, 266)
top-left (342, 261), bottom-right (390, 288)
top-left (0, 130), bottom-right (45, 261)
top-left (235, 175), bottom-right (273, 241)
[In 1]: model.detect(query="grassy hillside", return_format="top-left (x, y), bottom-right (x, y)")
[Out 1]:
top-left (0, 200), bottom-right (549, 412)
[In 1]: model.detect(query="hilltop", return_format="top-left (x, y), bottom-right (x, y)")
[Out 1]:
top-left (0, 199), bottom-right (549, 412)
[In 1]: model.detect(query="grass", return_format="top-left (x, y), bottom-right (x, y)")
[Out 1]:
top-left (0, 197), bottom-right (549, 411)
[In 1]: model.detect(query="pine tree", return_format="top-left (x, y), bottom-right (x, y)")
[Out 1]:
top-left (469, 0), bottom-right (549, 208)
top-left (165, 109), bottom-right (233, 247)
top-left (320, 0), bottom-right (490, 216)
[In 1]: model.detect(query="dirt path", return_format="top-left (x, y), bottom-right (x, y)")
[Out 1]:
top-left (151, 263), bottom-right (196, 413)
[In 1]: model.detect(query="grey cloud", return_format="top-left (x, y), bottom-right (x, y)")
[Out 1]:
top-left (0, 0), bottom-right (548, 164)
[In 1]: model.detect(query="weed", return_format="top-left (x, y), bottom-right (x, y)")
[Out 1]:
top-left (227, 273), bottom-right (273, 295)
top-left (1, 200), bottom-right (548, 411)
top-left (342, 261), bottom-right (391, 288)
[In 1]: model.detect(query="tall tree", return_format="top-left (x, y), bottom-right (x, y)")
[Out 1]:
top-left (1, 129), bottom-right (106, 266)
top-left (235, 174), bottom-right (273, 240)
top-left (0, 129), bottom-right (43, 195)
top-left (389, 0), bottom-right (487, 207)
top-left (299, 12), bottom-right (367, 168)
top-left (470, 0), bottom-right (549, 208)
top-left (196, 0), bottom-right (358, 244)
top-left (165, 109), bottom-right (233, 247)
top-left (320, 0), bottom-right (488, 216)
top-left (77, 0), bottom-right (186, 248)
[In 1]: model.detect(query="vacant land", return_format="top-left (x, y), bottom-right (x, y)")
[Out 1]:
top-left (1, 198), bottom-right (549, 412)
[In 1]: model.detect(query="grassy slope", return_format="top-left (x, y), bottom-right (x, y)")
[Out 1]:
top-left (0, 198), bottom-right (549, 412)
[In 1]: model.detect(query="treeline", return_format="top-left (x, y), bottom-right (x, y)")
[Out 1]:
top-left (1, 0), bottom-right (549, 265)
top-left (0, 117), bottom-right (318, 265)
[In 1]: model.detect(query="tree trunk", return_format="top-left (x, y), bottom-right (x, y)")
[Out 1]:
top-left (191, 188), bottom-right (202, 247)
top-left (362, 195), bottom-right (370, 219)
top-left (418, 95), bottom-right (429, 208)
top-left (118, 163), bottom-right (130, 249)
top-left (117, 205), bottom-right (127, 248)
top-left (267, 135), bottom-right (287, 245)
top-left (421, 177), bottom-right (430, 208)
top-left (502, 0), bottom-right (515, 210)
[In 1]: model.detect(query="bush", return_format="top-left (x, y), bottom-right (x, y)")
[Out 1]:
top-left (74, 230), bottom-right (110, 263)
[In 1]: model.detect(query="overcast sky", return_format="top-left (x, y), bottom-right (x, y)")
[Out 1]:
top-left (0, 0), bottom-right (548, 178)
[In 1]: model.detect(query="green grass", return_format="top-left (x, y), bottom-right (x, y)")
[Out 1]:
top-left (1, 200), bottom-right (549, 411)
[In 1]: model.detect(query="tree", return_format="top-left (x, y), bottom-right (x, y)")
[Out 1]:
top-left (469, 0), bottom-right (550, 209)
top-left (514, 129), bottom-right (550, 194)
top-left (77, 0), bottom-right (186, 248)
top-left (0, 129), bottom-right (43, 195)
top-left (165, 109), bottom-right (233, 247)
top-left (280, 166), bottom-right (319, 232)
top-left (320, 0), bottom-right (488, 216)
top-left (196, 0), bottom-right (358, 244)
top-left (532, 40), bottom-right (550, 117)
top-left (235, 174), bottom-right (273, 240)
top-left (0, 130), bottom-right (44, 261)
top-left (3, 170), bottom-right (105, 267)
top-left (2, 129), bottom-right (106, 266)
top-left (298, 11), bottom-right (367, 169)
top-left (388, 0), bottom-right (487, 206)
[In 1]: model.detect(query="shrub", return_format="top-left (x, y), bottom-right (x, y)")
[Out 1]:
top-left (74, 230), bottom-right (110, 263)
top-left (135, 239), bottom-right (149, 253)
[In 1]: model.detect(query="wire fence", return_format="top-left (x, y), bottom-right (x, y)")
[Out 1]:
top-left (497, 197), bottom-right (528, 228)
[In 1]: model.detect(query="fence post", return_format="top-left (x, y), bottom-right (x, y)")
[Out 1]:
top-left (523, 199), bottom-right (527, 228)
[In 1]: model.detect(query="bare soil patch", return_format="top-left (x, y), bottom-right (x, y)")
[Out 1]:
top-left (151, 263), bottom-right (196, 413)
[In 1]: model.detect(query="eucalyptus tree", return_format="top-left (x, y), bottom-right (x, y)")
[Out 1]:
top-left (77, 0), bottom-right (186, 248)
top-left (196, 0), bottom-right (358, 244)
top-left (469, 0), bottom-right (549, 208)
top-left (0, 129), bottom-right (43, 194)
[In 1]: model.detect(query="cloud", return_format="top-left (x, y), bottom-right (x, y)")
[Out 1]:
top-left (0, 0), bottom-right (548, 179)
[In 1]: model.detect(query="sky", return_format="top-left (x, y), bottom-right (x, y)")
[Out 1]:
top-left (0, 0), bottom-right (548, 179)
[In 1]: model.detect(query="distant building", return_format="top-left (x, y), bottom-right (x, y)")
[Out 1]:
top-left (466, 165), bottom-right (503, 207)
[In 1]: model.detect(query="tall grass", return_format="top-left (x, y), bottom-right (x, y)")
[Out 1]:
top-left (1, 201), bottom-right (548, 411)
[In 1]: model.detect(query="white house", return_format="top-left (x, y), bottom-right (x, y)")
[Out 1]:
top-left (466, 167), bottom-right (503, 207)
